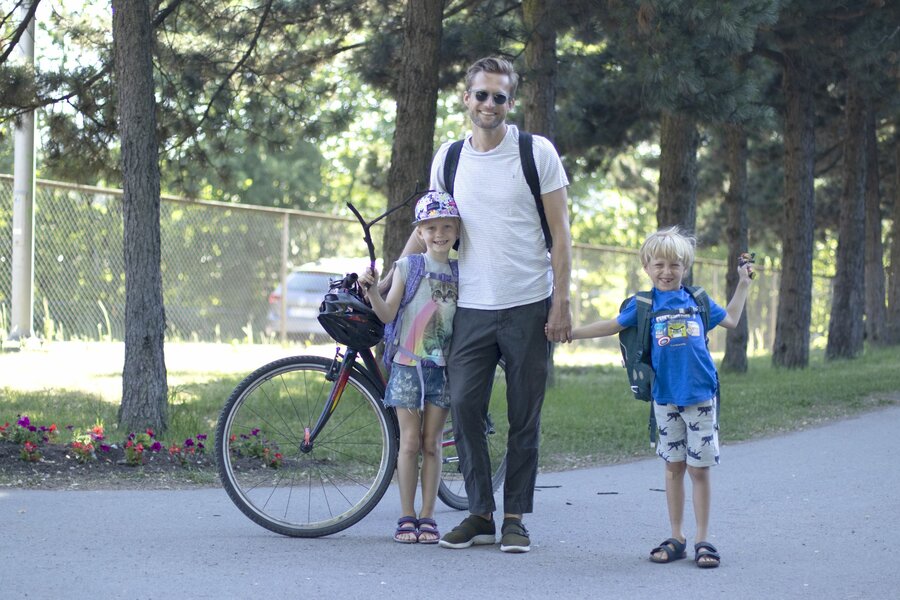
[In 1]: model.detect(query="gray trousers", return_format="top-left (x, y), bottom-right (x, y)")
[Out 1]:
top-left (447, 299), bottom-right (550, 515)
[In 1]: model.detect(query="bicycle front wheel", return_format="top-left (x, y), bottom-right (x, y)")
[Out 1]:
top-left (216, 355), bottom-right (398, 537)
top-left (438, 360), bottom-right (508, 511)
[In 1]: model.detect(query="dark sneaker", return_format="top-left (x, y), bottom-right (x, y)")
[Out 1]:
top-left (499, 517), bottom-right (530, 553)
top-left (438, 514), bottom-right (496, 549)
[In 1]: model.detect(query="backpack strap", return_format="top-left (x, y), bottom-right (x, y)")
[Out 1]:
top-left (518, 132), bottom-right (552, 250)
top-left (685, 285), bottom-right (721, 412)
top-left (634, 291), bottom-right (654, 365)
top-left (382, 254), bottom-right (426, 371)
top-left (442, 133), bottom-right (551, 249)
top-left (633, 291), bottom-right (657, 446)
top-left (443, 140), bottom-right (465, 197)
top-left (685, 286), bottom-right (710, 335)
top-left (400, 253), bottom-right (425, 309)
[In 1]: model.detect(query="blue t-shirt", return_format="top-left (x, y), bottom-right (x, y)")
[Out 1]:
top-left (617, 287), bottom-right (726, 406)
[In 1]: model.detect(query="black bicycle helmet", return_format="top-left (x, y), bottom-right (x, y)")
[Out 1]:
top-left (318, 282), bottom-right (384, 349)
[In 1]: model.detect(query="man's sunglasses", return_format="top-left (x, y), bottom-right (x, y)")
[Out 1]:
top-left (469, 89), bottom-right (510, 105)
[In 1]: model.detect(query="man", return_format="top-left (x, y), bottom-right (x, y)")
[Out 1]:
top-left (399, 56), bottom-right (572, 553)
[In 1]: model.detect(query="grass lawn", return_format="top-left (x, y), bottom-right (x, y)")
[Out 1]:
top-left (2, 342), bottom-right (899, 479)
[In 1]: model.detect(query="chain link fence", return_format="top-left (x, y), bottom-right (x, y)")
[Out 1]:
top-left (1, 175), bottom-right (833, 353)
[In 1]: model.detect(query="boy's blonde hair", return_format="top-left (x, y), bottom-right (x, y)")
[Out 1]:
top-left (639, 226), bottom-right (696, 270)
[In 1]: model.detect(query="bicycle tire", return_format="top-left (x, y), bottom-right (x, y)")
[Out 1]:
top-left (216, 355), bottom-right (398, 537)
top-left (438, 360), bottom-right (508, 511)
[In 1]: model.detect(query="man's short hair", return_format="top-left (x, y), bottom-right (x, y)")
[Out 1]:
top-left (465, 56), bottom-right (519, 98)
top-left (640, 226), bottom-right (696, 270)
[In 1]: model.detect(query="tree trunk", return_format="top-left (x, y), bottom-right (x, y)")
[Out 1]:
top-left (114, 0), bottom-right (169, 433)
top-left (772, 50), bottom-right (814, 369)
top-left (658, 110), bottom-right (699, 285)
top-left (888, 135), bottom-right (900, 344)
top-left (826, 80), bottom-right (866, 360)
top-left (721, 123), bottom-right (749, 373)
top-left (522, 0), bottom-right (560, 386)
top-left (381, 0), bottom-right (443, 268)
top-left (863, 105), bottom-right (887, 345)
top-left (522, 0), bottom-right (557, 141)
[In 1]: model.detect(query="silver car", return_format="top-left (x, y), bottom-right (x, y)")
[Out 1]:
top-left (265, 258), bottom-right (379, 340)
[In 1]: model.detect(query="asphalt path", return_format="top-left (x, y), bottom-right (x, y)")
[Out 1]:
top-left (2, 405), bottom-right (898, 600)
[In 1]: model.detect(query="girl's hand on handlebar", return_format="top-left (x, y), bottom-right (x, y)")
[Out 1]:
top-left (359, 267), bottom-right (378, 295)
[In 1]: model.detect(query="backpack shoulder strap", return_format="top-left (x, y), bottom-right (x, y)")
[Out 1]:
top-left (400, 254), bottom-right (426, 309)
top-left (443, 140), bottom-right (465, 197)
top-left (518, 132), bottom-right (552, 250)
top-left (685, 285), bottom-right (710, 334)
top-left (634, 291), bottom-right (653, 361)
top-left (383, 254), bottom-right (427, 370)
top-left (684, 285), bottom-right (720, 408)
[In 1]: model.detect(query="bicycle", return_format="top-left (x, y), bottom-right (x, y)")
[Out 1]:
top-left (215, 192), bottom-right (507, 537)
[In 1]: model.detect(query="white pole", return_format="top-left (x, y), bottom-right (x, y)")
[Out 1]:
top-left (9, 1), bottom-right (36, 342)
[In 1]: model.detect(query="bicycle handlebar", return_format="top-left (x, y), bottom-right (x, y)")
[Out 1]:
top-left (346, 185), bottom-right (431, 274)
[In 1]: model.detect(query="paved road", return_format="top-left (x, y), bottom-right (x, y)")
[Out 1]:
top-left (2, 406), bottom-right (898, 600)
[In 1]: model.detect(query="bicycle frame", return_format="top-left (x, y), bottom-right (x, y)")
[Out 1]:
top-left (301, 344), bottom-right (388, 453)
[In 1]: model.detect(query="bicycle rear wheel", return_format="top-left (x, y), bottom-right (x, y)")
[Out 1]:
top-left (216, 355), bottom-right (398, 537)
top-left (438, 360), bottom-right (508, 511)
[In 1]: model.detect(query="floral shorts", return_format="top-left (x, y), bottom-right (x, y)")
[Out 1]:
top-left (384, 364), bottom-right (451, 411)
top-left (653, 398), bottom-right (720, 467)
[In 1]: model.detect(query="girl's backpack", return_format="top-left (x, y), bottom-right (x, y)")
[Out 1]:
top-left (381, 253), bottom-right (458, 371)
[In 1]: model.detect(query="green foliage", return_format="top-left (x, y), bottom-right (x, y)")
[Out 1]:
top-left (601, 0), bottom-right (780, 121)
top-left (4, 344), bottom-right (899, 473)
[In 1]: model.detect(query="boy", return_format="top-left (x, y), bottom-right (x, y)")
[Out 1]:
top-left (568, 226), bottom-right (753, 568)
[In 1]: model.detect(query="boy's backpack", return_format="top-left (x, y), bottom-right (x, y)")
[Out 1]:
top-left (442, 131), bottom-right (552, 250)
top-left (382, 253), bottom-right (459, 371)
top-left (618, 286), bottom-right (713, 445)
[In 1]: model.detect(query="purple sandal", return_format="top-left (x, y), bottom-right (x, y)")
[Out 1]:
top-left (416, 517), bottom-right (440, 544)
top-left (394, 516), bottom-right (418, 544)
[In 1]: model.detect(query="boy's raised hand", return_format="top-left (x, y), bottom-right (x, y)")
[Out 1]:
top-left (738, 252), bottom-right (755, 281)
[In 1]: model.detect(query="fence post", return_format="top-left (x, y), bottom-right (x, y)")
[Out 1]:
top-left (279, 213), bottom-right (290, 344)
top-left (9, 1), bottom-right (36, 343)
top-left (572, 245), bottom-right (582, 328)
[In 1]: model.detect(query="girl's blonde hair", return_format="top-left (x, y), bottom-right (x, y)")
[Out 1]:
top-left (639, 226), bottom-right (696, 269)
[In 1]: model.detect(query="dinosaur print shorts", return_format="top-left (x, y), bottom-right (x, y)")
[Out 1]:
top-left (653, 398), bottom-right (720, 467)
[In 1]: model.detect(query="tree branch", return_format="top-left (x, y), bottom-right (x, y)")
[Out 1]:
top-left (153, 0), bottom-right (186, 28)
top-left (0, 0), bottom-right (42, 67)
top-left (194, 0), bottom-right (274, 132)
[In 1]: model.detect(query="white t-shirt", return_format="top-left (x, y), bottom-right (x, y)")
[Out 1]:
top-left (429, 125), bottom-right (569, 310)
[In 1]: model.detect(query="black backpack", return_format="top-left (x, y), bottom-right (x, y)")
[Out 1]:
top-left (618, 286), bottom-right (713, 445)
top-left (442, 131), bottom-right (552, 250)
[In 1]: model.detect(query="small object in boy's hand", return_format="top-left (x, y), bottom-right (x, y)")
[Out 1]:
top-left (738, 252), bottom-right (756, 279)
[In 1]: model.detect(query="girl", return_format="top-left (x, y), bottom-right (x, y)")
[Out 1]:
top-left (362, 191), bottom-right (460, 544)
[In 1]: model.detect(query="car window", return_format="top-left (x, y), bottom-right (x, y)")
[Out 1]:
top-left (287, 272), bottom-right (337, 293)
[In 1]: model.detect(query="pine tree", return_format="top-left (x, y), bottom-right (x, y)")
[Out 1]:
top-left (381, 0), bottom-right (443, 268)
top-left (113, 0), bottom-right (168, 433)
